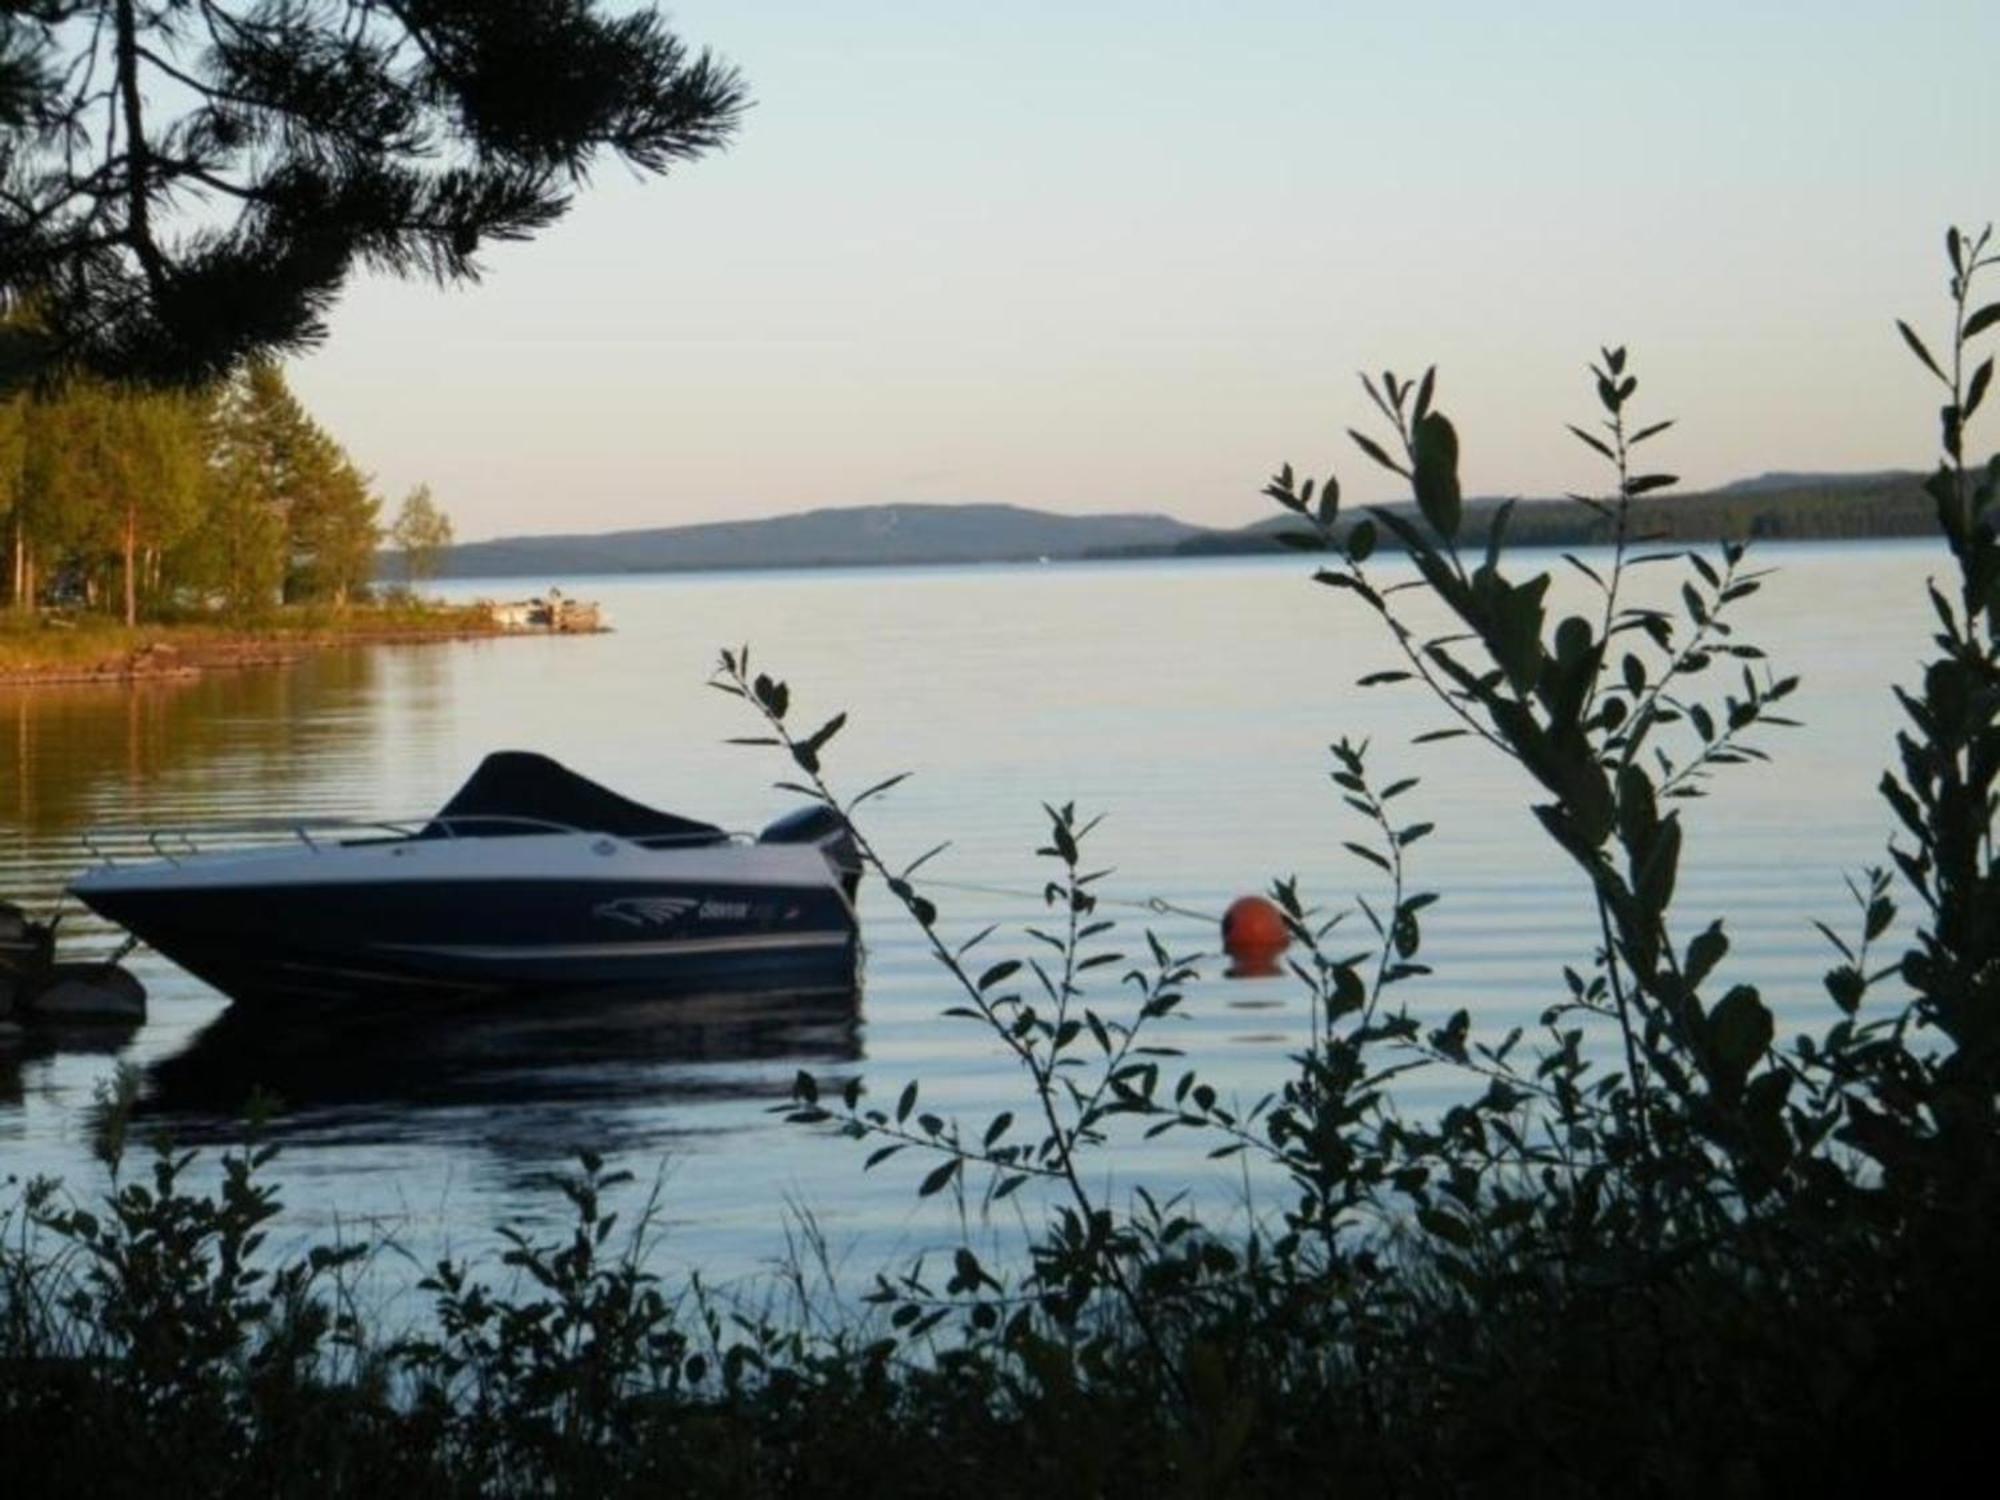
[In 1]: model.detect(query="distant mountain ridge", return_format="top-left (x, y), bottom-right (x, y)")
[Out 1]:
top-left (405, 469), bottom-right (1942, 582)
top-left (429, 503), bottom-right (1208, 579)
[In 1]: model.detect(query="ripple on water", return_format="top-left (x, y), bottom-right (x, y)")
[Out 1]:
top-left (0, 544), bottom-right (1943, 1285)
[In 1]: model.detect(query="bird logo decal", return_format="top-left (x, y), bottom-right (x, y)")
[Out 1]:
top-left (594, 895), bottom-right (700, 928)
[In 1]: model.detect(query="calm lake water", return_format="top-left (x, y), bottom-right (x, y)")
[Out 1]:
top-left (0, 543), bottom-right (1949, 1291)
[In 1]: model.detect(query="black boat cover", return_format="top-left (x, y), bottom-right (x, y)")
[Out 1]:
top-left (427, 752), bottom-right (726, 843)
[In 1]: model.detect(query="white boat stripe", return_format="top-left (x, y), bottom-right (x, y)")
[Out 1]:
top-left (376, 932), bottom-right (852, 961)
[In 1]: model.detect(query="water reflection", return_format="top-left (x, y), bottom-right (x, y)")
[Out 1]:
top-left (1, 551), bottom-right (1948, 1270)
top-left (2, 649), bottom-right (389, 840)
top-left (144, 987), bottom-right (863, 1154)
top-left (0, 1019), bottom-right (144, 1107)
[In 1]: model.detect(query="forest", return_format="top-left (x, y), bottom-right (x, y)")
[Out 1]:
top-left (0, 361), bottom-right (439, 627)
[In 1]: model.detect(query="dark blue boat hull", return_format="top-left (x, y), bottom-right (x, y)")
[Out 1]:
top-left (80, 876), bottom-right (859, 1009)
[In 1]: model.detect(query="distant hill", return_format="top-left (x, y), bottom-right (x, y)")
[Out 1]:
top-left (425, 503), bottom-right (1212, 579)
top-left (394, 471), bottom-right (1949, 583)
top-left (1711, 469), bottom-right (1915, 496)
top-left (1167, 470), bottom-right (1939, 557)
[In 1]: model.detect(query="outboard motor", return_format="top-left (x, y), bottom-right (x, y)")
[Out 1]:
top-left (758, 806), bottom-right (863, 904)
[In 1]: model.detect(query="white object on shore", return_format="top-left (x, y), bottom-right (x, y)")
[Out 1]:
top-left (477, 587), bottom-right (607, 633)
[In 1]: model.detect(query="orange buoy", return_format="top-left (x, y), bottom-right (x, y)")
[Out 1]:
top-left (1222, 895), bottom-right (1290, 968)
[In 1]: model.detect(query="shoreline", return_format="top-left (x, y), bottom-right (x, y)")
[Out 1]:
top-left (0, 610), bottom-right (557, 688)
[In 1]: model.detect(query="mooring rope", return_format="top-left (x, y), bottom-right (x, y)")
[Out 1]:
top-left (916, 875), bottom-right (1221, 926)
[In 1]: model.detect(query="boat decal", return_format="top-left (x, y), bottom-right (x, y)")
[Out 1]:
top-left (592, 895), bottom-right (795, 926)
top-left (594, 895), bottom-right (701, 927)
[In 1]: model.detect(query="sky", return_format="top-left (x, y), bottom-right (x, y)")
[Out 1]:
top-left (284, 1), bottom-right (2000, 542)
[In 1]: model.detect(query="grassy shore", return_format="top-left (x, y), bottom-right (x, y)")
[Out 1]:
top-left (0, 601), bottom-right (504, 684)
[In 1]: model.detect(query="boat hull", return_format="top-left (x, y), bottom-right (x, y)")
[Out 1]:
top-left (72, 835), bottom-right (858, 1009)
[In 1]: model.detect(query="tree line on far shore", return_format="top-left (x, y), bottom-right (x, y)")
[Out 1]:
top-left (0, 361), bottom-right (452, 627)
top-left (1165, 470), bottom-right (1945, 561)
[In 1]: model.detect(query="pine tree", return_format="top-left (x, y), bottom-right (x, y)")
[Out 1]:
top-left (96, 388), bottom-right (207, 625)
top-left (290, 451), bottom-right (382, 608)
top-left (0, 3), bottom-right (746, 388)
top-left (0, 388), bottom-right (24, 608)
top-left (13, 380), bottom-right (206, 624)
top-left (182, 445), bottom-right (286, 620)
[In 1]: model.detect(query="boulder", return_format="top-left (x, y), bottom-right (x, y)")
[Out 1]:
top-left (26, 963), bottom-right (147, 1024)
top-left (1, 904), bottom-right (55, 1021)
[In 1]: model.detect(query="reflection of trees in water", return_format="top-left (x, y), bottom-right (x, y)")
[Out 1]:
top-left (1, 650), bottom-right (390, 838)
top-left (1, 648), bottom-right (425, 1108)
top-left (0, 648), bottom-right (866, 1165)
top-left (144, 988), bottom-right (864, 1164)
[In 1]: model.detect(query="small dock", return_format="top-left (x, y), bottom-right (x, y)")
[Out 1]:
top-left (479, 587), bottom-right (609, 634)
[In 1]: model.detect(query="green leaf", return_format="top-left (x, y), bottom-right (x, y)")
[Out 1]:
top-left (1316, 473), bottom-right (1341, 527)
top-left (1411, 412), bottom-right (1463, 541)
top-left (1416, 1207), bottom-right (1472, 1248)
top-left (1966, 357), bottom-right (1993, 421)
top-left (802, 712), bottom-right (847, 755)
top-left (1636, 814), bottom-right (1681, 916)
top-left (1348, 428), bottom-right (1408, 477)
top-left (753, 673), bottom-right (790, 719)
top-left (1707, 984), bottom-right (1773, 1087)
top-left (1413, 365), bottom-right (1437, 424)
top-left (1485, 498), bottom-right (1516, 572)
top-left (918, 1160), bottom-right (960, 1197)
top-left (1897, 319), bottom-right (1947, 382)
top-left (1315, 569), bottom-right (1384, 607)
top-left (849, 771), bottom-right (913, 809)
top-left (1567, 423), bottom-right (1614, 461)
top-left (978, 960), bottom-right (1021, 992)
top-left (1684, 920), bottom-right (1728, 989)
top-left (1823, 965), bottom-right (1864, 1015)
top-left (1965, 302), bottom-right (2000, 340)
top-left (1563, 552), bottom-right (1604, 586)
top-left (1343, 841), bottom-right (1391, 872)
top-left (1346, 518), bottom-right (1378, 562)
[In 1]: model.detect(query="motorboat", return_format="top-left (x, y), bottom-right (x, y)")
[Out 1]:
top-left (69, 752), bottom-right (861, 1009)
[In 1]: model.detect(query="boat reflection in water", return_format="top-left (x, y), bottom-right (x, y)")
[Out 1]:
top-left (143, 985), bottom-right (863, 1153)
top-left (2, 1018), bottom-right (145, 1109)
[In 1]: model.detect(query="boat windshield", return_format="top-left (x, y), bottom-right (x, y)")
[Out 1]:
top-left (423, 752), bottom-right (727, 844)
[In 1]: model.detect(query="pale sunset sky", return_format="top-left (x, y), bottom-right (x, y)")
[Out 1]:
top-left (287, 1), bottom-right (2000, 542)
